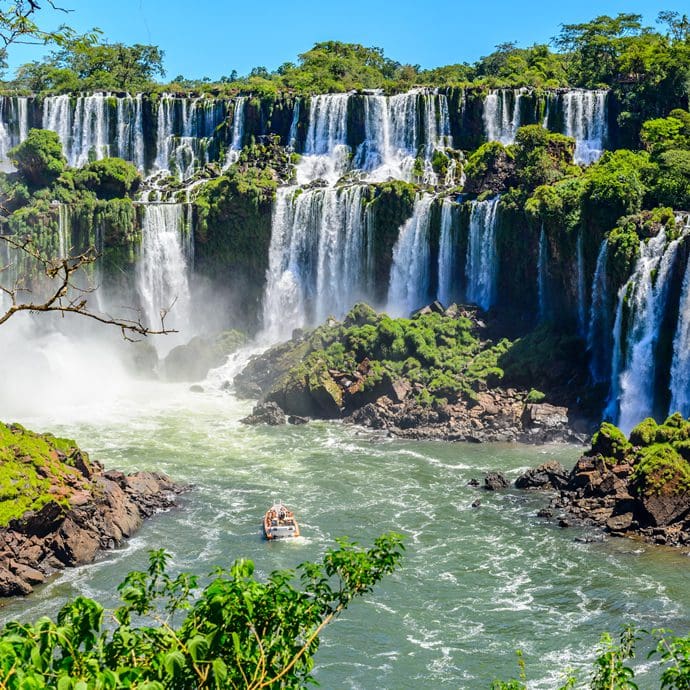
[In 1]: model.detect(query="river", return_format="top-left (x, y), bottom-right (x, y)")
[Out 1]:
top-left (0, 344), bottom-right (689, 688)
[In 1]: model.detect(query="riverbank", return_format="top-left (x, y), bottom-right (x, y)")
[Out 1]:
top-left (0, 422), bottom-right (184, 596)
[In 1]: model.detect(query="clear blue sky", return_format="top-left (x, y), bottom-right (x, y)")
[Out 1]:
top-left (6, 0), bottom-right (685, 80)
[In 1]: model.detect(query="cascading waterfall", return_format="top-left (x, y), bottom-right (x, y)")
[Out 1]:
top-left (0, 96), bottom-right (29, 170)
top-left (222, 97), bottom-right (246, 169)
top-left (387, 195), bottom-right (434, 317)
top-left (297, 93), bottom-right (350, 184)
top-left (668, 217), bottom-right (690, 416)
top-left (437, 198), bottom-right (456, 306)
top-left (669, 257), bottom-right (690, 416)
top-left (288, 98), bottom-right (300, 150)
top-left (136, 203), bottom-right (193, 349)
top-left (587, 239), bottom-right (611, 383)
top-left (537, 224), bottom-right (548, 320)
top-left (262, 185), bottom-right (370, 341)
top-left (563, 89), bottom-right (608, 165)
top-left (576, 230), bottom-right (587, 335)
top-left (483, 89), bottom-right (524, 145)
top-left (116, 95), bottom-right (145, 170)
top-left (465, 196), bottom-right (500, 310)
top-left (607, 230), bottom-right (681, 431)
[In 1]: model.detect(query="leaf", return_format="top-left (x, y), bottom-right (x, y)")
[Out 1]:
top-left (163, 650), bottom-right (186, 676)
top-left (212, 657), bottom-right (228, 684)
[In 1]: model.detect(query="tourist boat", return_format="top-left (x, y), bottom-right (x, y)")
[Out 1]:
top-left (263, 500), bottom-right (300, 539)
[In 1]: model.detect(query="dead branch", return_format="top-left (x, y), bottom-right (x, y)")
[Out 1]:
top-left (0, 233), bottom-right (176, 340)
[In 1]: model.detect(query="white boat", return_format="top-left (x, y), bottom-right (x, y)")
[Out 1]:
top-left (263, 500), bottom-right (300, 540)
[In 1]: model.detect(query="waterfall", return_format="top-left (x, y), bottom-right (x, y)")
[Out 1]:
top-left (137, 203), bottom-right (193, 348)
top-left (288, 98), bottom-right (300, 150)
top-left (562, 89), bottom-right (608, 165)
top-left (297, 93), bottom-right (350, 184)
top-left (42, 95), bottom-right (72, 160)
top-left (587, 240), bottom-right (611, 383)
top-left (607, 230), bottom-right (681, 431)
top-left (116, 95), bottom-right (145, 170)
top-left (57, 204), bottom-right (70, 258)
top-left (483, 89), bottom-right (524, 145)
top-left (262, 184), bottom-right (370, 341)
top-left (669, 257), bottom-right (690, 416)
top-left (221, 96), bottom-right (246, 168)
top-left (387, 195), bottom-right (434, 317)
top-left (576, 230), bottom-right (587, 335)
top-left (537, 224), bottom-right (548, 320)
top-left (154, 94), bottom-right (175, 172)
top-left (465, 196), bottom-right (500, 310)
top-left (230, 97), bottom-right (246, 151)
top-left (437, 198), bottom-right (456, 306)
top-left (0, 97), bottom-right (28, 170)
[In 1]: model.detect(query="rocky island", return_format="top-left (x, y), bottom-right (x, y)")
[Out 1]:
top-left (236, 302), bottom-right (594, 444)
top-left (517, 416), bottom-right (690, 547)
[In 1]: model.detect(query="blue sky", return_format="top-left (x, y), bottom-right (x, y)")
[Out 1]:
top-left (6, 0), bottom-right (685, 80)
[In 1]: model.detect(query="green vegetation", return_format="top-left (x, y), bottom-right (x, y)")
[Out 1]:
top-left (0, 537), bottom-right (403, 688)
top-left (0, 421), bottom-right (89, 526)
top-left (10, 129), bottom-right (66, 189)
top-left (493, 625), bottom-right (690, 689)
top-left (585, 414), bottom-right (690, 496)
top-left (271, 304), bottom-right (511, 409)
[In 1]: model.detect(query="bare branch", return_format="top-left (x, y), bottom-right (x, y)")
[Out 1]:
top-left (0, 233), bottom-right (176, 339)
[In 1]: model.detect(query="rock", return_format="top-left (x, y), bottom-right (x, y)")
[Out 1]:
top-left (0, 565), bottom-right (32, 596)
top-left (288, 415), bottom-right (309, 425)
top-left (189, 384), bottom-right (204, 393)
top-left (559, 519), bottom-right (570, 528)
top-left (639, 489), bottom-right (690, 527)
top-left (471, 499), bottom-right (481, 508)
top-left (162, 330), bottom-right (246, 382)
top-left (537, 508), bottom-right (553, 518)
top-left (9, 501), bottom-right (65, 538)
top-left (515, 461), bottom-right (569, 491)
top-left (467, 478), bottom-right (480, 487)
top-left (606, 512), bottom-right (634, 533)
top-left (240, 401), bottom-right (287, 426)
top-left (484, 472), bottom-right (509, 491)
top-left (521, 403), bottom-right (569, 430)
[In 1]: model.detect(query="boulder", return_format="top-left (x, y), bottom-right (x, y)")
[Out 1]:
top-left (515, 461), bottom-right (569, 490)
top-left (639, 489), bottom-right (690, 528)
top-left (288, 415), bottom-right (309, 425)
top-left (521, 403), bottom-right (569, 430)
top-left (240, 402), bottom-right (287, 426)
top-left (162, 330), bottom-right (246, 382)
top-left (606, 512), bottom-right (634, 533)
top-left (484, 472), bottom-right (509, 491)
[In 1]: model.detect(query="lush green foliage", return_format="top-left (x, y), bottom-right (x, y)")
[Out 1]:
top-left (0, 536), bottom-right (404, 688)
top-left (71, 158), bottom-right (141, 200)
top-left (279, 304), bottom-right (511, 407)
top-left (0, 421), bottom-right (87, 526)
top-left (10, 129), bottom-right (66, 188)
top-left (15, 35), bottom-right (165, 92)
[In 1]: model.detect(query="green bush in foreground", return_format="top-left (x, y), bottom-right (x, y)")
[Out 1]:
top-left (493, 625), bottom-right (690, 689)
top-left (0, 534), bottom-right (403, 689)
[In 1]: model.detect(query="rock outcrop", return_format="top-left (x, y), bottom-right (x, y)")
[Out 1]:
top-left (0, 423), bottom-right (185, 596)
top-left (516, 417), bottom-right (690, 547)
top-left (234, 303), bottom-right (593, 443)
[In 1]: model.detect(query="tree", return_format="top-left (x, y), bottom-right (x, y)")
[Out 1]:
top-left (0, 535), bottom-right (404, 688)
top-left (75, 157), bottom-right (141, 199)
top-left (10, 128), bottom-right (65, 188)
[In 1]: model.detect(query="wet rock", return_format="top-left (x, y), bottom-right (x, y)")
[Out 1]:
top-left (467, 478), bottom-right (480, 487)
top-left (471, 499), bottom-right (482, 508)
top-left (240, 401), bottom-right (286, 426)
top-left (288, 415), bottom-right (309, 425)
top-left (484, 472), bottom-right (509, 491)
top-left (537, 508), bottom-right (553, 518)
top-left (162, 330), bottom-right (246, 382)
top-left (515, 461), bottom-right (569, 491)
top-left (606, 512), bottom-right (634, 533)
top-left (559, 519), bottom-right (570, 528)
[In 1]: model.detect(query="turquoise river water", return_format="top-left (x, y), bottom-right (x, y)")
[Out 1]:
top-left (0, 346), bottom-right (689, 689)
